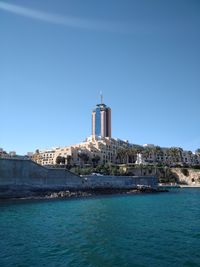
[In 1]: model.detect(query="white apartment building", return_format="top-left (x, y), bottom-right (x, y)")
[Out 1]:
top-left (140, 145), bottom-right (200, 166)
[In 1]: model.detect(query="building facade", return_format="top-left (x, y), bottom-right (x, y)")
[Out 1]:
top-left (92, 103), bottom-right (111, 138)
top-left (33, 136), bottom-right (132, 166)
top-left (137, 145), bottom-right (200, 166)
top-left (31, 101), bottom-right (200, 167)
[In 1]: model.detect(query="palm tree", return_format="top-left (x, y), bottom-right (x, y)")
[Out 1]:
top-left (195, 148), bottom-right (200, 155)
top-left (154, 146), bottom-right (163, 163)
top-left (168, 147), bottom-right (182, 164)
top-left (78, 152), bottom-right (89, 166)
top-left (165, 149), bottom-right (172, 165)
top-left (56, 156), bottom-right (65, 165)
top-left (142, 147), bottom-right (151, 161)
top-left (92, 155), bottom-right (101, 167)
top-left (195, 149), bottom-right (200, 163)
top-left (125, 148), bottom-right (131, 164)
top-left (188, 151), bottom-right (193, 165)
top-left (193, 154), bottom-right (199, 164)
top-left (124, 147), bottom-right (136, 164)
top-left (66, 155), bottom-right (72, 166)
top-left (128, 148), bottom-right (136, 163)
top-left (116, 148), bottom-right (127, 164)
top-left (129, 147), bottom-right (143, 163)
top-left (177, 147), bottom-right (183, 163)
top-left (154, 146), bottom-right (162, 154)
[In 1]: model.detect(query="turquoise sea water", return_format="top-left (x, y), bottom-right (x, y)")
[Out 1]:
top-left (0, 189), bottom-right (200, 267)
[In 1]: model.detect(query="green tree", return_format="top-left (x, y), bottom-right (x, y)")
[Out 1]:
top-left (195, 148), bottom-right (200, 155)
top-left (116, 148), bottom-right (127, 164)
top-left (78, 152), bottom-right (89, 166)
top-left (66, 155), bottom-right (72, 168)
top-left (142, 147), bottom-right (151, 160)
top-left (129, 147), bottom-right (143, 163)
top-left (91, 155), bottom-right (101, 167)
top-left (66, 155), bottom-right (72, 164)
top-left (56, 156), bottom-right (65, 165)
top-left (153, 146), bottom-right (163, 163)
top-left (167, 147), bottom-right (182, 165)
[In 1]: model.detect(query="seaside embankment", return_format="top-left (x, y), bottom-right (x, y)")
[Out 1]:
top-left (0, 158), bottom-right (158, 199)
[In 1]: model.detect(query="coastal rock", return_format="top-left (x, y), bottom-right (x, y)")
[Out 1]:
top-left (171, 168), bottom-right (200, 186)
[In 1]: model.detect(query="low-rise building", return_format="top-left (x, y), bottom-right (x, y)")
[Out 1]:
top-left (32, 139), bottom-right (200, 167)
top-left (33, 135), bottom-right (133, 166)
top-left (31, 99), bottom-right (200, 167)
top-left (136, 146), bottom-right (200, 166)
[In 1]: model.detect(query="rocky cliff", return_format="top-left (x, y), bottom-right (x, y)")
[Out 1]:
top-left (119, 165), bottom-right (200, 185)
top-left (170, 168), bottom-right (200, 186)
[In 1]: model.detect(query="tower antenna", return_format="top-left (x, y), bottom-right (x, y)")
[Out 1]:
top-left (100, 91), bottom-right (103, 104)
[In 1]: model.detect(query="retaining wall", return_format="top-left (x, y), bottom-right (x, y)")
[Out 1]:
top-left (83, 175), bottom-right (157, 189)
top-left (0, 159), bottom-right (158, 197)
top-left (0, 158), bottom-right (82, 189)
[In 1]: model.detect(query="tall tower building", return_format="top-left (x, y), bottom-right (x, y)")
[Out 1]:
top-left (92, 96), bottom-right (111, 138)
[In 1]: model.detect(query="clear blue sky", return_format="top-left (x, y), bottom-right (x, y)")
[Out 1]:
top-left (1, 0), bottom-right (200, 155)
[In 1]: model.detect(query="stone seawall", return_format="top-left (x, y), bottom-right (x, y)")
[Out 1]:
top-left (0, 158), bottom-right (157, 198)
top-left (0, 158), bottom-right (82, 189)
top-left (83, 175), bottom-right (157, 189)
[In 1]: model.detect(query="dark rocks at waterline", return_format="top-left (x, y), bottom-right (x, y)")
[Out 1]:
top-left (0, 187), bottom-right (167, 200)
top-left (46, 190), bottom-right (92, 199)
top-left (41, 188), bottom-right (168, 199)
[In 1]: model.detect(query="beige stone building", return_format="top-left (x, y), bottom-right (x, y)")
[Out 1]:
top-left (33, 140), bottom-right (200, 167)
top-left (33, 135), bottom-right (132, 166)
top-left (32, 100), bottom-right (200, 167)
top-left (137, 145), bottom-right (200, 166)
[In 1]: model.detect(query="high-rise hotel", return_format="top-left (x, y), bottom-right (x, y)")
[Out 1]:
top-left (92, 102), bottom-right (111, 138)
top-left (33, 98), bottom-right (133, 166)
top-left (33, 97), bottom-right (200, 167)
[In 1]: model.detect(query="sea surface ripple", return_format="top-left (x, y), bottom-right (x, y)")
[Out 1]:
top-left (1, 189), bottom-right (200, 267)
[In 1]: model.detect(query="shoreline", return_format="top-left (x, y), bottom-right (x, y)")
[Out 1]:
top-left (179, 185), bottom-right (200, 188)
top-left (1, 185), bottom-right (200, 202)
top-left (0, 188), bottom-right (167, 202)
top-left (159, 183), bottom-right (200, 188)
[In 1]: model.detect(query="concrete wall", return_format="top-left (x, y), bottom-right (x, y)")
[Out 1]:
top-left (0, 159), bottom-right (157, 195)
top-left (0, 158), bottom-right (82, 189)
top-left (120, 165), bottom-right (158, 176)
top-left (83, 175), bottom-right (157, 189)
